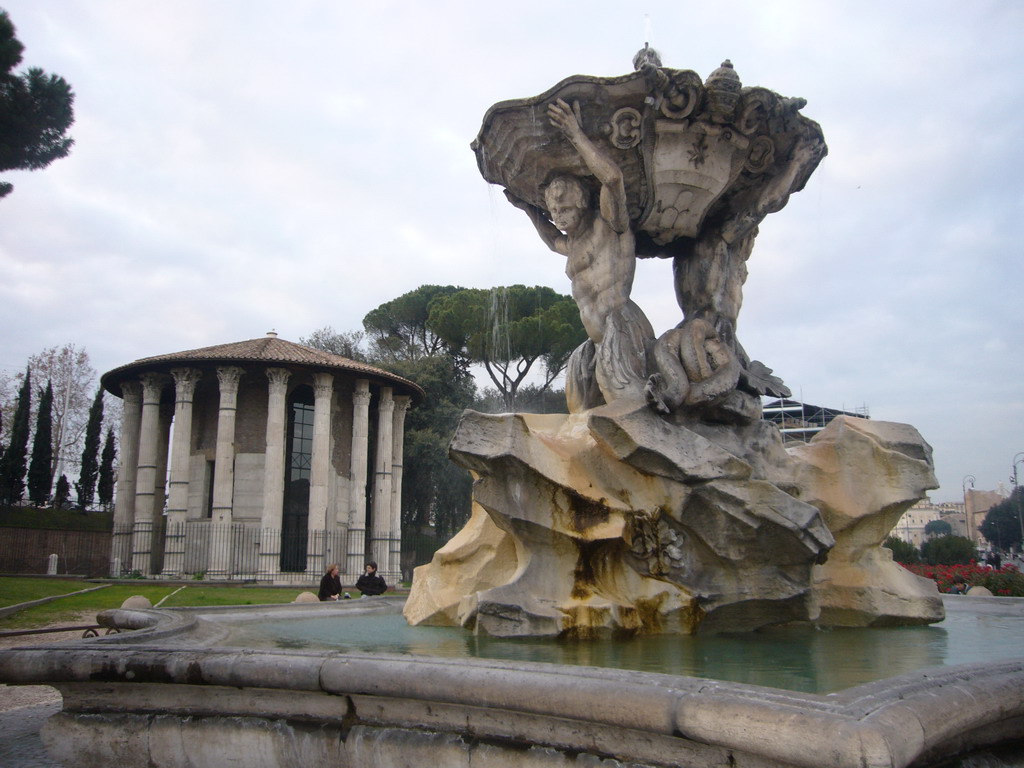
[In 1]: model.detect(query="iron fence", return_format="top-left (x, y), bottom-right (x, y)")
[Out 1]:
top-left (0, 527), bottom-right (112, 577)
top-left (109, 522), bottom-right (411, 583)
top-left (0, 521), bottom-right (444, 583)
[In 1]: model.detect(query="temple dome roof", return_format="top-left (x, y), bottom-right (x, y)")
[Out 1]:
top-left (101, 333), bottom-right (424, 403)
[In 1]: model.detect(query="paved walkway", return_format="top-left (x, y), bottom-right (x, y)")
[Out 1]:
top-left (0, 618), bottom-right (92, 768)
top-left (0, 700), bottom-right (61, 767)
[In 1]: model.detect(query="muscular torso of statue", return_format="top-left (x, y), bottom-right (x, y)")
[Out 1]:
top-left (564, 214), bottom-right (635, 343)
top-left (508, 98), bottom-right (655, 410)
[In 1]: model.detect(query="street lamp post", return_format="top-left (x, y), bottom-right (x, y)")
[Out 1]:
top-left (1013, 453), bottom-right (1024, 554)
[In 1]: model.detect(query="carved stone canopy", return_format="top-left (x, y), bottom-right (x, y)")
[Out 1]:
top-left (472, 58), bottom-right (827, 257)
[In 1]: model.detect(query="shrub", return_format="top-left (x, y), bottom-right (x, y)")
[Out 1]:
top-left (883, 535), bottom-right (920, 564)
top-left (973, 567), bottom-right (1024, 596)
top-left (920, 535), bottom-right (976, 566)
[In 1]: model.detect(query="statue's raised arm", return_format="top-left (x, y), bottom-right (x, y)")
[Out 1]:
top-left (514, 98), bottom-right (655, 412)
top-left (546, 99), bottom-right (629, 234)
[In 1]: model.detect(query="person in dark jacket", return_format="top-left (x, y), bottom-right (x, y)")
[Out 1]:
top-left (318, 563), bottom-right (342, 601)
top-left (355, 561), bottom-right (387, 596)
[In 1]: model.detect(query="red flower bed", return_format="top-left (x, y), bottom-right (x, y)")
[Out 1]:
top-left (899, 561), bottom-right (1024, 596)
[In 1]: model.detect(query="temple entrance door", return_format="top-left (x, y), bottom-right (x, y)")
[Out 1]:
top-left (280, 388), bottom-right (314, 572)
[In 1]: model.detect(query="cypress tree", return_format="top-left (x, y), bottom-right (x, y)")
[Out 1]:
top-left (97, 427), bottom-right (116, 508)
top-left (0, 368), bottom-right (31, 505)
top-left (75, 386), bottom-right (103, 508)
top-left (53, 473), bottom-right (70, 509)
top-left (27, 379), bottom-right (53, 505)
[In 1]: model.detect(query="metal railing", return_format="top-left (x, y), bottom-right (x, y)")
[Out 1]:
top-left (109, 522), bottom-right (408, 583)
top-left (0, 521), bottom-right (445, 583)
top-left (0, 527), bottom-right (112, 577)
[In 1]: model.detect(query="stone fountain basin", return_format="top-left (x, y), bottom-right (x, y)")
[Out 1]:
top-left (1, 596), bottom-right (1022, 768)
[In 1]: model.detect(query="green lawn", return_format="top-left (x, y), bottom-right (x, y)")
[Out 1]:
top-left (0, 577), bottom-right (410, 630)
top-left (0, 581), bottom-right (176, 629)
top-left (159, 586), bottom-right (303, 608)
top-left (0, 576), bottom-right (91, 607)
top-left (0, 578), bottom-right (304, 629)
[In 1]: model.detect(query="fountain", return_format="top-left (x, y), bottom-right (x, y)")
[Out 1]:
top-left (2, 50), bottom-right (1022, 768)
top-left (405, 51), bottom-right (941, 638)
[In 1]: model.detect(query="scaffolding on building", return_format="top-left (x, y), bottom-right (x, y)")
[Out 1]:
top-left (762, 398), bottom-right (870, 444)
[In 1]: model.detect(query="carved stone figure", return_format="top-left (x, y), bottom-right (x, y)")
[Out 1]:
top-left (405, 51), bottom-right (942, 638)
top-left (473, 53), bottom-right (826, 421)
top-left (507, 98), bottom-right (654, 411)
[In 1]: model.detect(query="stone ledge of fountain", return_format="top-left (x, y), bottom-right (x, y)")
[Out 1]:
top-left (1, 599), bottom-right (1022, 768)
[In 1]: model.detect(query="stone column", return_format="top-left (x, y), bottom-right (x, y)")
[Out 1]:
top-left (305, 372), bottom-right (334, 576)
top-left (260, 367), bottom-right (291, 578)
top-left (389, 395), bottom-right (411, 580)
top-left (132, 373), bottom-right (166, 576)
top-left (209, 366), bottom-right (244, 576)
top-left (370, 387), bottom-right (395, 578)
top-left (111, 381), bottom-right (142, 576)
top-left (162, 368), bottom-right (201, 577)
top-left (152, 400), bottom-right (173, 573)
top-left (346, 379), bottom-right (371, 578)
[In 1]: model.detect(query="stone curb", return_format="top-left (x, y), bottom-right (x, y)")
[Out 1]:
top-left (0, 585), bottom-right (110, 619)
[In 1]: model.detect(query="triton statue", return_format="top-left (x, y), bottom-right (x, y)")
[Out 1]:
top-left (475, 50), bottom-right (827, 423)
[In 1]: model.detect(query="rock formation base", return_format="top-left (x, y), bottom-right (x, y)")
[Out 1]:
top-left (405, 403), bottom-right (943, 637)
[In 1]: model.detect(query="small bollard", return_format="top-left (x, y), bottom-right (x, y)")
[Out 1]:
top-left (47, 553), bottom-right (59, 575)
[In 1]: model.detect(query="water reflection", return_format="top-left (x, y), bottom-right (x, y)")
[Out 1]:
top-left (223, 602), bottom-right (1024, 695)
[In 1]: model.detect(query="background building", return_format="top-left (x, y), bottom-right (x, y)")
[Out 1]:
top-left (101, 332), bottom-right (422, 584)
top-left (891, 500), bottom-right (967, 547)
top-left (762, 398), bottom-right (869, 444)
top-left (964, 488), bottom-right (1006, 544)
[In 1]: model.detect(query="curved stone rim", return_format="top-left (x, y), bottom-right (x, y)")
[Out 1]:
top-left (2, 598), bottom-right (1022, 767)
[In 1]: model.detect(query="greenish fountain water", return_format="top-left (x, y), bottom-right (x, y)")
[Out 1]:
top-left (222, 596), bottom-right (1024, 694)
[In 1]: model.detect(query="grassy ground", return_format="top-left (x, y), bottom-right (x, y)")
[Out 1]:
top-left (0, 577), bottom-right (92, 607)
top-left (0, 575), bottom-right (409, 631)
top-left (0, 577), bottom-right (305, 630)
top-left (159, 586), bottom-right (305, 608)
top-left (1, 582), bottom-right (174, 629)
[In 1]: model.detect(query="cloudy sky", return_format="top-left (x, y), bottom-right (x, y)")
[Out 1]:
top-left (0, 1), bottom-right (1021, 503)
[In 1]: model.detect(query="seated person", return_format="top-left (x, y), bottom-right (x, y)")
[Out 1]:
top-left (355, 561), bottom-right (387, 596)
top-left (948, 578), bottom-right (968, 595)
top-left (318, 563), bottom-right (342, 601)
